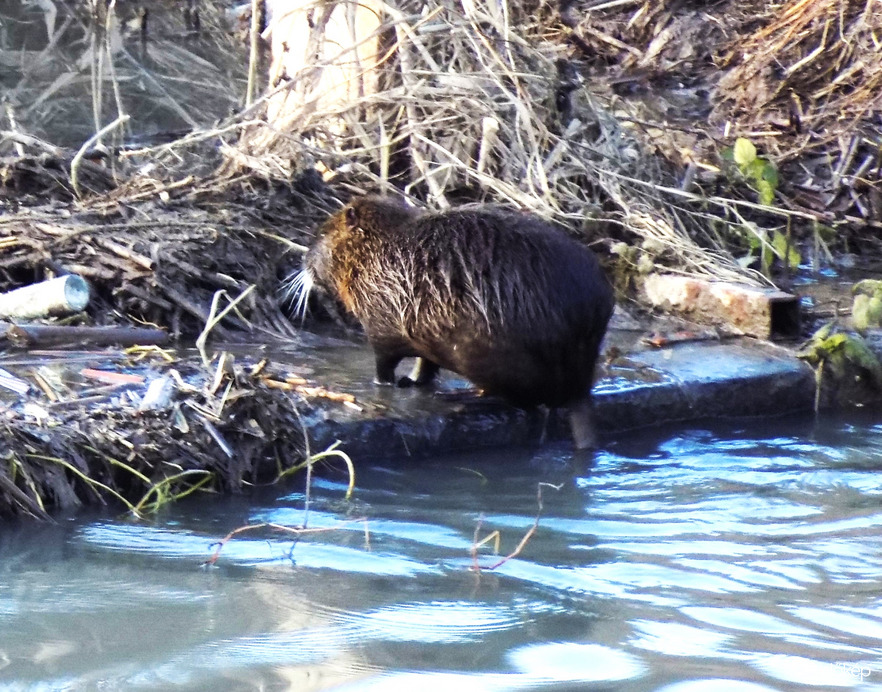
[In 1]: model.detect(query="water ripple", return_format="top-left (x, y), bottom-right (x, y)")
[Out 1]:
top-left (337, 601), bottom-right (521, 643)
top-left (6, 415), bottom-right (882, 690)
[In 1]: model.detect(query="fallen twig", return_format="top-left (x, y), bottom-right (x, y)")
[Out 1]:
top-left (471, 481), bottom-right (562, 572)
top-left (204, 517), bottom-right (369, 566)
top-left (2, 324), bottom-right (169, 349)
top-left (70, 114), bottom-right (129, 198)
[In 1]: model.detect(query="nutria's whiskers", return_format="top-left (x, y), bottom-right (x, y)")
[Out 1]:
top-left (281, 268), bottom-right (313, 323)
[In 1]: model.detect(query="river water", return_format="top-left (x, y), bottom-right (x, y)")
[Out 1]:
top-left (2, 413), bottom-right (882, 691)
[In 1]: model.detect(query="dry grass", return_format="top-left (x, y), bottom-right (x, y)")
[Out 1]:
top-left (218, 0), bottom-right (766, 287)
top-left (553, 0), bottom-right (882, 236)
top-left (716, 0), bottom-right (882, 147)
top-left (713, 0), bottom-right (882, 230)
top-left (0, 1), bottom-right (245, 151)
top-left (5, 1), bottom-right (880, 288)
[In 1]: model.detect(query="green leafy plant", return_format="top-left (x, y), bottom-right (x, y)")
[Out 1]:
top-left (723, 138), bottom-right (798, 275)
top-left (852, 279), bottom-right (882, 334)
top-left (729, 137), bottom-right (780, 206)
top-left (797, 322), bottom-right (882, 411)
top-left (743, 225), bottom-right (801, 275)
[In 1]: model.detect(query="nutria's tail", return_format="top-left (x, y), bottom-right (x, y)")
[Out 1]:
top-left (569, 398), bottom-right (598, 450)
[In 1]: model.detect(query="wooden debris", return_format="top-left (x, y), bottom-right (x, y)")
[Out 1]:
top-left (643, 330), bottom-right (724, 348)
top-left (81, 369), bottom-right (146, 385)
top-left (0, 367), bottom-right (30, 395)
top-left (2, 324), bottom-right (169, 349)
top-left (0, 350), bottom-right (311, 519)
top-left (263, 375), bottom-right (363, 412)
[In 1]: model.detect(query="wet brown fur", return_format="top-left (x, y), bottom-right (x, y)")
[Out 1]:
top-left (303, 196), bottom-right (615, 445)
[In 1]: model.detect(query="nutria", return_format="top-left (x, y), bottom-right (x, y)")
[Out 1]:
top-left (288, 195), bottom-right (615, 449)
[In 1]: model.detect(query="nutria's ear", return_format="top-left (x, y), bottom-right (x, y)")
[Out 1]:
top-left (345, 206), bottom-right (357, 229)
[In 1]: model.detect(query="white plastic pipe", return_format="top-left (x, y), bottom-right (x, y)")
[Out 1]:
top-left (0, 275), bottom-right (90, 320)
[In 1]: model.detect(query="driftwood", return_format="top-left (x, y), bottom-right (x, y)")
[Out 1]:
top-left (1, 323), bottom-right (168, 348)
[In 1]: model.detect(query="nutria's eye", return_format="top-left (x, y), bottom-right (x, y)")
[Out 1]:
top-left (345, 206), bottom-right (357, 228)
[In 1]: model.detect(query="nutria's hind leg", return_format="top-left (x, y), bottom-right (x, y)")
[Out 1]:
top-left (538, 405), bottom-right (550, 445)
top-left (374, 351), bottom-right (403, 385)
top-left (374, 351), bottom-right (440, 388)
top-left (568, 397), bottom-right (598, 450)
top-left (400, 357), bottom-right (440, 387)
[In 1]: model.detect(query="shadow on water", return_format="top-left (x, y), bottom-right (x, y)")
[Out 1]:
top-left (3, 412), bottom-right (882, 691)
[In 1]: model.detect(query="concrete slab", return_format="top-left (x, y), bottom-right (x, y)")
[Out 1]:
top-left (288, 334), bottom-right (817, 460)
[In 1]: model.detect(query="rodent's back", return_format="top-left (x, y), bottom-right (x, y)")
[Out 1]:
top-left (407, 208), bottom-right (613, 406)
top-left (401, 207), bottom-right (606, 336)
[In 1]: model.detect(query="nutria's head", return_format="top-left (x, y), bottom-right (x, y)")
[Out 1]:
top-left (285, 196), bottom-right (420, 320)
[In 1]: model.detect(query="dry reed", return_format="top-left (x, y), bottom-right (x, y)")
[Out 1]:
top-left (222, 0), bottom-right (766, 286)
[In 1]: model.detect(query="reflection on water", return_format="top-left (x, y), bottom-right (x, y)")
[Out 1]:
top-left (2, 413), bottom-right (882, 691)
